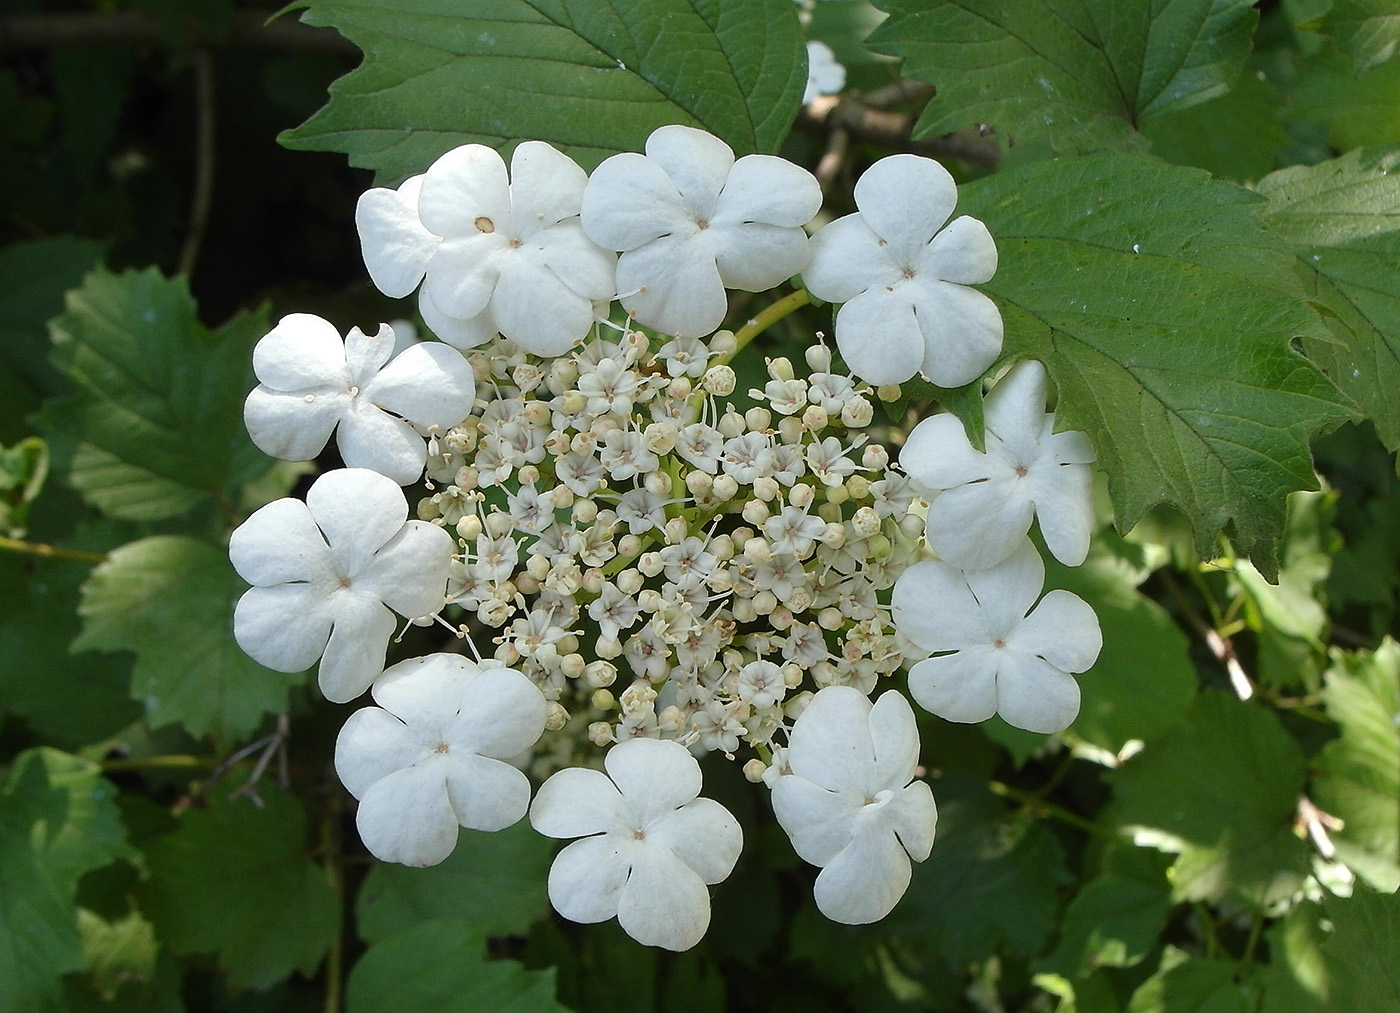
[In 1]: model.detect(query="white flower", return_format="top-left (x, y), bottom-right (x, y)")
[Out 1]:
top-left (243, 314), bottom-right (477, 485)
top-left (529, 737), bottom-right (743, 951)
top-left (356, 142), bottom-right (616, 356)
top-left (890, 540), bottom-right (1102, 734)
top-left (230, 468), bottom-right (454, 703)
top-left (581, 125), bottom-right (822, 337)
top-left (334, 654), bottom-right (547, 866)
top-left (804, 41), bottom-right (846, 104)
top-left (804, 154), bottom-right (1002, 388)
top-left (769, 686), bottom-right (937, 924)
top-left (900, 360), bottom-right (1096, 570)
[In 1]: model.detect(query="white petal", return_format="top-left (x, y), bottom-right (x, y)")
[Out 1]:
top-left (1029, 463), bottom-right (1095, 566)
top-left (891, 560), bottom-right (985, 652)
top-left (358, 519), bottom-right (453, 618)
top-left (886, 781), bottom-right (938, 862)
top-left (334, 705), bottom-right (426, 799)
top-left (899, 413), bottom-right (990, 493)
top-left (355, 759), bottom-right (458, 866)
top-left (546, 834), bottom-right (632, 923)
top-left (711, 222), bottom-right (811, 292)
top-left (770, 774), bottom-right (859, 866)
top-left (617, 843), bottom-right (712, 951)
top-left (243, 386), bottom-right (345, 462)
top-left (318, 590), bottom-right (396, 703)
top-left (991, 651), bottom-right (1082, 734)
top-left (919, 215), bottom-right (998, 285)
top-left (305, 469), bottom-right (409, 567)
top-left (229, 497), bottom-right (335, 587)
top-left (363, 341), bottom-right (476, 431)
top-left (446, 666), bottom-right (548, 759)
top-left (715, 154), bottom-right (821, 228)
top-left (233, 584), bottom-right (333, 673)
top-left (923, 481), bottom-right (1034, 572)
top-left (603, 738), bottom-right (701, 824)
top-left (491, 253), bottom-right (595, 356)
top-left (647, 797), bottom-right (742, 885)
top-left (645, 124), bottom-right (733, 217)
top-left (581, 152), bottom-right (691, 252)
top-left (1016, 590), bottom-right (1103, 674)
top-left (907, 650), bottom-right (1000, 724)
top-left (444, 753), bottom-right (532, 831)
top-left (616, 233), bottom-right (727, 338)
top-left (1047, 427), bottom-right (1097, 466)
top-left (984, 360), bottom-right (1048, 447)
top-left (422, 235), bottom-right (505, 320)
top-left (252, 313), bottom-right (350, 392)
top-left (963, 540), bottom-right (1045, 626)
top-left (833, 287), bottom-right (925, 386)
top-left (356, 175), bottom-right (438, 298)
top-left (812, 814), bottom-right (913, 924)
top-left (854, 154), bottom-right (957, 263)
top-left (529, 222), bottom-right (617, 300)
top-left (343, 323), bottom-right (395, 386)
top-left (508, 140), bottom-right (587, 229)
top-left (531, 767), bottom-right (627, 839)
top-left (786, 686), bottom-right (875, 796)
top-left (867, 691), bottom-right (920, 792)
top-left (913, 280), bottom-right (1004, 388)
top-left (418, 287), bottom-right (497, 350)
top-left (418, 144), bottom-right (511, 237)
top-left (336, 402), bottom-right (427, 485)
top-left (371, 653), bottom-right (476, 731)
top-left (804, 214), bottom-right (900, 303)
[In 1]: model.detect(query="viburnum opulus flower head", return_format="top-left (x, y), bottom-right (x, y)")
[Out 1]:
top-left (242, 313), bottom-right (477, 485)
top-left (769, 686), bottom-right (938, 924)
top-left (529, 737), bottom-right (743, 951)
top-left (356, 141), bottom-right (617, 356)
top-left (891, 539), bottom-right (1102, 734)
top-left (581, 124), bottom-right (822, 338)
top-left (229, 468), bottom-right (454, 703)
top-left (803, 153), bottom-right (1002, 388)
top-left (900, 359), bottom-right (1097, 570)
top-left (334, 653), bottom-right (548, 866)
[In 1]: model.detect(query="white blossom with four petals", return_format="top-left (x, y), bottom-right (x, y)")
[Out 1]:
top-left (529, 737), bottom-right (743, 951)
top-left (769, 686), bottom-right (938, 924)
top-left (582, 124), bottom-right (822, 338)
top-left (243, 313), bottom-right (477, 485)
top-left (229, 469), bottom-right (454, 703)
top-left (900, 360), bottom-right (1096, 570)
top-left (891, 540), bottom-right (1102, 734)
top-left (804, 153), bottom-right (1002, 388)
top-left (334, 653), bottom-right (548, 866)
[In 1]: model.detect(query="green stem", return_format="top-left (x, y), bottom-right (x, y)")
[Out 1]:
top-left (1239, 911), bottom-right (1264, 967)
top-left (988, 780), bottom-right (1115, 839)
top-left (725, 288), bottom-right (812, 363)
top-left (322, 794), bottom-right (345, 1013)
top-left (0, 535), bottom-right (107, 564)
top-left (101, 755), bottom-right (213, 773)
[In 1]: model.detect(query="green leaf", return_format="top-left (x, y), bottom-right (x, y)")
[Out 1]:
top-left (0, 436), bottom-right (49, 537)
top-left (888, 771), bottom-right (1069, 965)
top-left (0, 749), bottom-right (130, 1011)
top-left (1127, 947), bottom-right (1256, 1012)
top-left (137, 787), bottom-right (338, 991)
top-left (959, 152), bottom-right (1353, 569)
top-left (356, 820), bottom-right (554, 942)
top-left (1322, 0), bottom-right (1400, 74)
top-left (1039, 847), bottom-right (1174, 978)
top-left (1140, 69), bottom-right (1288, 182)
top-left (0, 237), bottom-right (104, 398)
top-left (36, 267), bottom-right (269, 522)
top-left (1230, 489), bottom-right (1337, 649)
top-left (73, 535), bottom-right (298, 741)
top-left (1312, 639), bottom-right (1400, 891)
top-left (1258, 900), bottom-right (1332, 1013)
top-left (1319, 883), bottom-right (1400, 1008)
top-left (1258, 147), bottom-right (1400, 455)
top-left (1290, 44), bottom-right (1400, 150)
top-left (280, 0), bottom-right (806, 180)
top-left (1110, 691), bottom-right (1311, 906)
top-left (867, 0), bottom-right (1259, 156)
top-left (347, 918), bottom-right (567, 1013)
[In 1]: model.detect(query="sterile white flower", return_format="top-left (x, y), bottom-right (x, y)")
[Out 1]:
top-left (356, 141), bottom-right (616, 356)
top-left (230, 468), bottom-right (454, 703)
top-left (529, 737), bottom-right (742, 950)
top-left (891, 540), bottom-right (1102, 734)
top-left (804, 41), bottom-right (846, 104)
top-left (803, 153), bottom-right (1002, 388)
top-left (900, 360), bottom-right (1096, 570)
top-left (334, 653), bottom-right (548, 866)
top-left (769, 686), bottom-right (937, 924)
top-left (581, 124), bottom-right (822, 337)
top-left (243, 313), bottom-right (477, 485)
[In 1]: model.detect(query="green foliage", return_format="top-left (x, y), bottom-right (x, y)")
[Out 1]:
top-left (1040, 847), bottom-right (1174, 978)
top-left (281, 0), bottom-right (806, 180)
top-left (73, 535), bottom-right (298, 741)
top-left (869, 0), bottom-right (1259, 155)
top-left (36, 268), bottom-right (270, 522)
top-left (960, 153), bottom-right (1354, 567)
top-left (1322, 0), bottom-right (1400, 73)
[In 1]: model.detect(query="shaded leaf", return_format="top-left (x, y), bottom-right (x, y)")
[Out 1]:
top-left (1127, 947), bottom-right (1256, 1012)
top-left (1320, 883), bottom-right (1400, 1008)
top-left (1039, 847), bottom-right (1174, 978)
top-left (1141, 69), bottom-right (1288, 182)
top-left (1323, 0), bottom-right (1400, 74)
top-left (1290, 44), bottom-right (1400, 151)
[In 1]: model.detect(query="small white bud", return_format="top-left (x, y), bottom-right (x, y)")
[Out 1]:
top-left (643, 421), bottom-right (678, 455)
top-left (417, 497), bottom-right (441, 521)
top-left (767, 356), bottom-right (795, 381)
top-left (846, 474), bottom-right (871, 500)
top-left (664, 516), bottom-right (688, 545)
top-left (732, 597), bottom-right (758, 623)
top-left (741, 500), bottom-right (770, 526)
top-left (657, 705), bottom-right (685, 732)
top-left (743, 758), bottom-right (768, 783)
top-left (900, 513), bottom-right (925, 539)
top-left (769, 605), bottom-right (794, 629)
top-left (666, 376), bottom-right (692, 400)
top-left (515, 573), bottom-right (540, 594)
top-left (591, 688), bottom-right (616, 711)
top-left (561, 653), bottom-right (586, 679)
top-left (572, 498), bottom-right (598, 524)
top-left (638, 551), bottom-right (664, 577)
top-left (842, 396), bottom-right (874, 428)
top-left (588, 721), bottom-right (615, 746)
top-left (745, 407), bottom-right (771, 432)
top-left (584, 661), bottom-right (617, 689)
top-left (711, 474), bottom-right (739, 501)
top-left (616, 568), bottom-right (644, 595)
top-left (818, 607), bottom-right (844, 630)
top-left (852, 506), bottom-right (881, 538)
top-left (709, 329), bottom-right (737, 357)
top-left (544, 701), bottom-right (569, 731)
top-left (596, 635), bottom-right (623, 659)
top-left (753, 590), bottom-right (777, 615)
top-left (801, 405), bottom-right (828, 432)
top-left (877, 384), bottom-right (902, 403)
top-left (825, 483), bottom-right (849, 506)
top-left (744, 536), bottom-right (772, 564)
top-left (455, 514), bottom-right (482, 540)
top-left (617, 533), bottom-right (644, 557)
top-left (526, 554), bottom-right (550, 580)
top-left (717, 409), bottom-right (745, 439)
top-left (703, 365), bottom-right (736, 396)
top-left (645, 470), bottom-right (673, 497)
top-left (581, 568), bottom-right (605, 595)
top-left (686, 470), bottom-right (714, 496)
top-left (753, 476), bottom-right (780, 502)
top-left (804, 344), bottom-right (832, 372)
top-left (862, 444), bottom-right (889, 470)
top-left (789, 483), bottom-right (815, 509)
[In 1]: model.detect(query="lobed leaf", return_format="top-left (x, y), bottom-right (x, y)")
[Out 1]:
top-left (1322, 0), bottom-right (1400, 75)
top-left (280, 0), bottom-right (806, 181)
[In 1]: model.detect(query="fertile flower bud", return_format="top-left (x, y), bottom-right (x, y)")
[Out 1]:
top-left (703, 365), bottom-right (737, 396)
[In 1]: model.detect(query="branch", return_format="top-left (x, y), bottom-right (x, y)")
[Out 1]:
top-left (0, 10), bottom-right (358, 54)
top-left (799, 85), bottom-right (1001, 169)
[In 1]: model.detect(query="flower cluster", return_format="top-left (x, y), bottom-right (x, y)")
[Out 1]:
top-left (227, 123), bottom-right (1103, 949)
